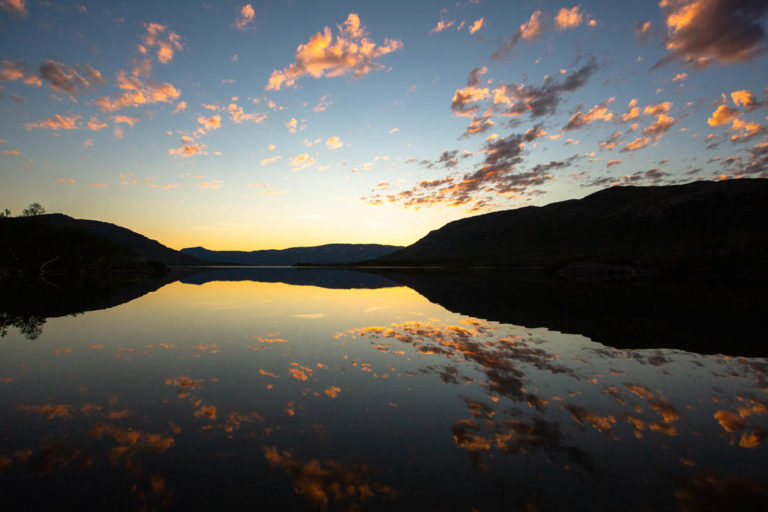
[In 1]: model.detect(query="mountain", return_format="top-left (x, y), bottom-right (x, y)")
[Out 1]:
top-left (181, 243), bottom-right (403, 266)
top-left (370, 179), bottom-right (768, 274)
top-left (0, 215), bottom-right (153, 277)
top-left (362, 268), bottom-right (767, 356)
top-left (43, 213), bottom-right (203, 266)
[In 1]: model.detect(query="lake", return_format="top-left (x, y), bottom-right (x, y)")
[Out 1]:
top-left (1, 268), bottom-right (766, 511)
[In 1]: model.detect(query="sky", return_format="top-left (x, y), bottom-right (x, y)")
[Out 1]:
top-left (1, 0), bottom-right (767, 250)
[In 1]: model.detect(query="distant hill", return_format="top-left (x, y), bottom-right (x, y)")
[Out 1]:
top-left (370, 179), bottom-right (768, 274)
top-left (181, 244), bottom-right (403, 266)
top-left (179, 267), bottom-right (399, 289)
top-left (43, 214), bottom-right (203, 266)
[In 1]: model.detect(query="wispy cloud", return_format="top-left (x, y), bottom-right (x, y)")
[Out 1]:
top-left (260, 155), bottom-right (281, 166)
top-left (92, 70), bottom-right (180, 112)
top-left (24, 113), bottom-right (81, 131)
top-left (39, 60), bottom-right (104, 94)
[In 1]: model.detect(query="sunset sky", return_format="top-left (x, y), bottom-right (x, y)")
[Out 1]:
top-left (1, 0), bottom-right (767, 250)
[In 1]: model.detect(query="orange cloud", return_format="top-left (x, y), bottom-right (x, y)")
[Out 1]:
top-left (197, 181), bottom-right (222, 190)
top-left (0, 59), bottom-right (41, 86)
top-left (286, 117), bottom-right (297, 133)
top-left (469, 18), bottom-right (484, 34)
top-left (113, 114), bottom-right (140, 126)
top-left (657, 0), bottom-right (768, 68)
top-left (265, 13), bottom-right (403, 90)
top-left (234, 4), bottom-right (255, 31)
top-left (24, 113), bottom-right (82, 131)
top-left (0, 0), bottom-right (28, 17)
top-left (260, 155), bottom-right (281, 165)
top-left (226, 103), bottom-right (267, 124)
top-left (138, 22), bottom-right (183, 64)
top-left (325, 136), bottom-right (343, 149)
top-left (644, 113), bottom-right (676, 141)
top-left (563, 98), bottom-right (614, 130)
top-left (92, 71), bottom-right (180, 112)
top-left (731, 89), bottom-right (755, 109)
top-left (451, 66), bottom-right (490, 117)
top-left (0, 60), bottom-right (26, 81)
top-left (621, 99), bottom-right (640, 122)
top-left (634, 21), bottom-right (652, 41)
top-left (672, 72), bottom-right (688, 81)
top-left (56, 177), bottom-right (75, 184)
top-left (643, 101), bottom-right (673, 116)
top-left (555, 6), bottom-right (583, 30)
top-left (707, 104), bottom-right (739, 127)
top-left (289, 153), bottom-right (315, 170)
top-left (17, 402), bottom-right (73, 419)
top-left (430, 19), bottom-right (455, 34)
top-left (730, 118), bottom-right (763, 140)
top-left (168, 138), bottom-right (207, 158)
top-left (194, 404), bottom-right (217, 420)
top-left (520, 10), bottom-right (543, 41)
top-left (714, 410), bottom-right (746, 432)
top-left (198, 114), bottom-right (221, 132)
top-left (173, 100), bottom-right (187, 113)
top-left (324, 386), bottom-right (342, 398)
top-left (87, 115), bottom-right (108, 131)
top-left (621, 136), bottom-right (650, 152)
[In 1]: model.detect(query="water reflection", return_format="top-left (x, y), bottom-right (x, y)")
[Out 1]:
top-left (0, 270), bottom-right (766, 510)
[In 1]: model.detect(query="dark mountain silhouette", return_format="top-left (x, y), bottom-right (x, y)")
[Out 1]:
top-left (181, 243), bottom-right (402, 266)
top-left (363, 268), bottom-right (767, 357)
top-left (369, 179), bottom-right (768, 274)
top-left (42, 213), bottom-right (203, 266)
top-left (0, 270), bottom-right (195, 340)
top-left (1, 215), bottom-right (175, 277)
top-left (180, 267), bottom-right (398, 289)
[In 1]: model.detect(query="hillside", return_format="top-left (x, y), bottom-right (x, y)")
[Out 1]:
top-left (180, 267), bottom-right (399, 289)
top-left (181, 243), bottom-right (403, 266)
top-left (364, 268), bottom-right (767, 356)
top-left (43, 214), bottom-right (202, 266)
top-left (371, 179), bottom-right (768, 273)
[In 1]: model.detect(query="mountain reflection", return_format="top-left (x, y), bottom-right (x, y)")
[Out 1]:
top-left (0, 272), bottom-right (766, 510)
top-left (4, 267), bottom-right (765, 355)
top-left (180, 267), bottom-right (399, 289)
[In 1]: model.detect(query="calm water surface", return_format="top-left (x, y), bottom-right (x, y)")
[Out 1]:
top-left (1, 269), bottom-right (766, 511)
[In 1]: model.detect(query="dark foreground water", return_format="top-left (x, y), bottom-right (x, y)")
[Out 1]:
top-left (0, 269), bottom-right (766, 511)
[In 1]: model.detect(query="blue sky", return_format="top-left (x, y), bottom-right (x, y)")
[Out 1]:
top-left (1, 0), bottom-right (767, 249)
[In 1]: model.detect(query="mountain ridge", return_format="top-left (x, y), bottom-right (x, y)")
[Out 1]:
top-left (42, 213), bottom-right (203, 266)
top-left (368, 179), bottom-right (768, 274)
top-left (181, 243), bottom-right (403, 266)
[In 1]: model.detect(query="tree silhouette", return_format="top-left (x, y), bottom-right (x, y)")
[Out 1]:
top-left (21, 203), bottom-right (45, 217)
